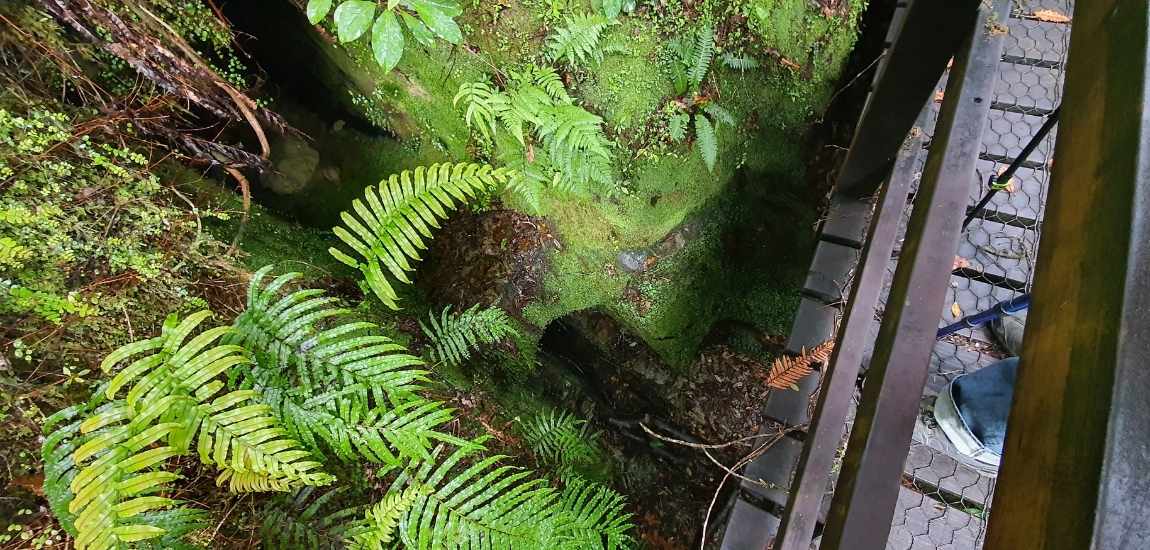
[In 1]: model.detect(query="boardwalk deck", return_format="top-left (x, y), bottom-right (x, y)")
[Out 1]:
top-left (718, 1), bottom-right (1075, 548)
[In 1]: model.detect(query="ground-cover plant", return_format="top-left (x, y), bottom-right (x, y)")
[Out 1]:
top-left (420, 304), bottom-right (519, 367)
top-left (42, 266), bottom-right (635, 548)
top-left (454, 66), bottom-right (616, 209)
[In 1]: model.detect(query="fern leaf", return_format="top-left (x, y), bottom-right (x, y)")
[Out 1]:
top-left (232, 268), bottom-right (469, 465)
top-left (453, 81), bottom-right (506, 143)
top-left (420, 304), bottom-right (519, 366)
top-left (702, 102), bottom-right (736, 127)
top-left (694, 113), bottom-right (718, 172)
top-left (261, 487), bottom-right (363, 549)
top-left (521, 410), bottom-right (599, 470)
top-left (765, 340), bottom-right (834, 389)
top-left (550, 477), bottom-right (634, 549)
top-left (345, 486), bottom-right (419, 548)
top-left (688, 22), bottom-right (715, 89)
top-left (328, 163), bottom-right (513, 310)
top-left (391, 444), bottom-right (558, 547)
top-left (546, 13), bottom-right (611, 67)
top-left (719, 52), bottom-right (760, 71)
top-left (100, 311), bottom-right (335, 491)
top-left (668, 112), bottom-right (689, 143)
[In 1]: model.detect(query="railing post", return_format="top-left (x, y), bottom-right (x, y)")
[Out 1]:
top-left (834, 0), bottom-right (981, 197)
top-left (817, 0), bottom-right (1011, 548)
top-left (984, 1), bottom-right (1150, 547)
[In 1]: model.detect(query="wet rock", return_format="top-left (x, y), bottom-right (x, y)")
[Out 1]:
top-left (617, 250), bottom-right (649, 273)
top-left (261, 132), bottom-right (319, 195)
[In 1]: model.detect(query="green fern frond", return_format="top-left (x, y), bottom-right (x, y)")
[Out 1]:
top-left (719, 52), bottom-right (760, 71)
top-left (695, 113), bottom-right (718, 172)
top-left (546, 13), bottom-right (611, 67)
top-left (420, 304), bottom-right (519, 366)
top-left (261, 487), bottom-right (363, 549)
top-left (703, 102), bottom-right (736, 127)
top-left (232, 268), bottom-right (470, 465)
top-left (538, 105), bottom-right (612, 164)
top-left (521, 410), bottom-right (599, 469)
top-left (689, 22), bottom-right (715, 89)
top-left (550, 477), bottom-right (634, 549)
top-left (328, 163), bottom-right (513, 310)
top-left (97, 311), bottom-right (334, 491)
top-left (452, 81), bottom-right (505, 143)
top-left (388, 443), bottom-right (559, 547)
top-left (345, 486), bottom-right (419, 549)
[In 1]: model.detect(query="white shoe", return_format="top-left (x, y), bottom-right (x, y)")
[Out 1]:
top-left (912, 392), bottom-right (1001, 478)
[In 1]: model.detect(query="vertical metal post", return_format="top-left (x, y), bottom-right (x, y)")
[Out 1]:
top-left (834, 0), bottom-right (981, 197)
top-left (984, 1), bottom-right (1150, 548)
top-left (818, 0), bottom-right (1011, 548)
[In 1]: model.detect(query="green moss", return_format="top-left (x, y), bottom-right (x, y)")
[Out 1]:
top-left (576, 23), bottom-right (675, 132)
top-left (289, 1), bottom-right (862, 367)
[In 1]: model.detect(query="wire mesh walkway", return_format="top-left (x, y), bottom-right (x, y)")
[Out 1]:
top-left (884, 2), bottom-right (1073, 548)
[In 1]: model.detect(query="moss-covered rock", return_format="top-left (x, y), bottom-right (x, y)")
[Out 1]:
top-left (263, 0), bottom-right (864, 366)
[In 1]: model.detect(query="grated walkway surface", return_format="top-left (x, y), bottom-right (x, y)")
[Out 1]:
top-left (886, 1), bottom-right (1073, 548)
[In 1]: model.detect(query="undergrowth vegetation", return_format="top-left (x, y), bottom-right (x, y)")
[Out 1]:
top-left (1, 0), bottom-right (867, 545)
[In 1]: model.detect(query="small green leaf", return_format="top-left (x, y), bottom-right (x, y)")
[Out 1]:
top-left (404, 0), bottom-right (463, 17)
top-left (306, 0), bottom-right (333, 24)
top-left (415, 6), bottom-right (462, 44)
top-left (602, 0), bottom-right (623, 19)
top-left (333, 0), bottom-right (376, 43)
top-left (371, 10), bottom-right (405, 72)
top-left (401, 12), bottom-right (436, 47)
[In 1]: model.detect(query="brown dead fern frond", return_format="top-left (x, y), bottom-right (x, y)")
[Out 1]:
top-left (765, 340), bottom-right (835, 390)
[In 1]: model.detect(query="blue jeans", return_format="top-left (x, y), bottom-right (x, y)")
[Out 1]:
top-left (951, 357), bottom-right (1018, 454)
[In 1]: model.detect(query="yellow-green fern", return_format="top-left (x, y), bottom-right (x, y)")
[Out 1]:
top-left (328, 163), bottom-right (512, 310)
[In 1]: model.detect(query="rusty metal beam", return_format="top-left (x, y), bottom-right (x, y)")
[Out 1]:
top-left (984, 1), bottom-right (1150, 547)
top-left (818, 0), bottom-right (1011, 548)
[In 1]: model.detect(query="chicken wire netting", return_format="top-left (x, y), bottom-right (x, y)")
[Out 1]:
top-left (884, 2), bottom-right (1073, 549)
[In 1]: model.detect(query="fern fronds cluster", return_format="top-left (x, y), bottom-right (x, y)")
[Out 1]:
top-left (43, 267), bottom-right (637, 548)
top-left (346, 443), bottom-right (633, 548)
top-left (328, 163), bottom-right (513, 310)
top-left (546, 13), bottom-right (612, 67)
top-left (230, 267), bottom-right (472, 466)
top-left (455, 66), bottom-right (615, 202)
top-left (42, 310), bottom-right (334, 550)
top-left (521, 409), bottom-right (601, 471)
top-left (420, 304), bottom-right (519, 366)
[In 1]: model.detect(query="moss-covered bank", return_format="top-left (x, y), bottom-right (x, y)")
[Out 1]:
top-left (234, 0), bottom-right (865, 366)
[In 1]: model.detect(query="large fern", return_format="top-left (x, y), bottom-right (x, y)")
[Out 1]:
top-left (41, 311), bottom-right (334, 550)
top-left (328, 163), bottom-right (513, 310)
top-left (420, 304), bottom-right (519, 366)
top-left (230, 267), bottom-right (474, 466)
top-left (345, 442), bottom-right (633, 548)
top-left (546, 13), bottom-right (612, 67)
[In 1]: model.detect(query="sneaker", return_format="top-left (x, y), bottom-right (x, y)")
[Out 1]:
top-left (990, 310), bottom-right (1026, 355)
top-left (912, 394), bottom-right (1001, 478)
